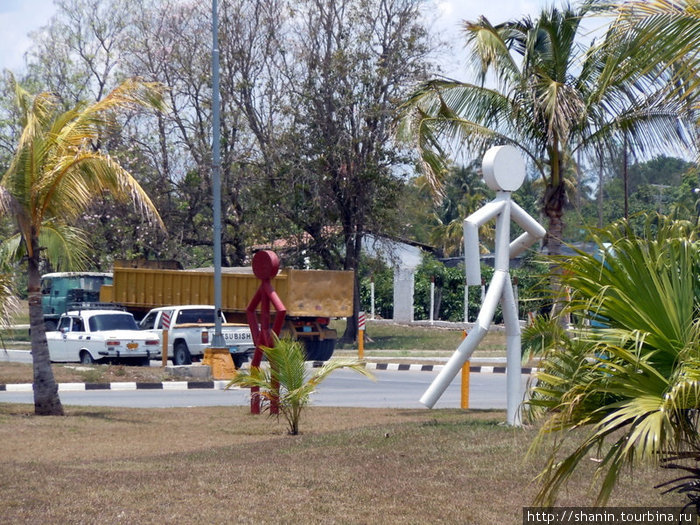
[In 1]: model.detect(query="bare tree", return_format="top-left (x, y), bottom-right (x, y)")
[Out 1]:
top-left (259, 0), bottom-right (434, 339)
top-left (26, 0), bottom-right (133, 106)
top-left (15, 0), bottom-right (436, 338)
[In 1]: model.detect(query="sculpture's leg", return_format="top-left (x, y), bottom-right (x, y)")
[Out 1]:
top-left (420, 271), bottom-right (508, 408)
top-left (501, 279), bottom-right (522, 426)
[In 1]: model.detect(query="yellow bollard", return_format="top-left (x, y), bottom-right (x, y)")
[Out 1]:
top-left (202, 347), bottom-right (237, 379)
top-left (460, 330), bottom-right (470, 409)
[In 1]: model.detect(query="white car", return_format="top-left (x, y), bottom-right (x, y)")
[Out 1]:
top-left (47, 309), bottom-right (161, 365)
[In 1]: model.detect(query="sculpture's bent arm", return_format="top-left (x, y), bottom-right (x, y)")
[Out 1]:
top-left (509, 201), bottom-right (546, 258)
top-left (463, 199), bottom-right (506, 286)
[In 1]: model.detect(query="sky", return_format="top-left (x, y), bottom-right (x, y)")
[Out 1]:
top-left (0, 0), bottom-right (552, 76)
top-left (0, 0), bottom-right (57, 72)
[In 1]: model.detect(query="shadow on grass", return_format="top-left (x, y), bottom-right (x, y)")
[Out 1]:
top-left (69, 410), bottom-right (150, 424)
top-left (0, 404), bottom-right (147, 425)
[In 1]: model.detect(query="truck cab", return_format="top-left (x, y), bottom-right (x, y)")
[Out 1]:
top-left (41, 272), bottom-right (113, 330)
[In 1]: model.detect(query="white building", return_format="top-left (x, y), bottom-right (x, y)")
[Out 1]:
top-left (362, 234), bottom-right (432, 323)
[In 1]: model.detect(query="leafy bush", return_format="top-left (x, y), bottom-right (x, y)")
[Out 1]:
top-left (359, 252), bottom-right (548, 322)
top-left (359, 262), bottom-right (394, 319)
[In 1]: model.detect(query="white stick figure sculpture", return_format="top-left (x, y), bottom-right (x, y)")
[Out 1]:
top-left (420, 145), bottom-right (546, 426)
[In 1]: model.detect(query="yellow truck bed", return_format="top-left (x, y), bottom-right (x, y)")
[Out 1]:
top-left (100, 266), bottom-right (354, 318)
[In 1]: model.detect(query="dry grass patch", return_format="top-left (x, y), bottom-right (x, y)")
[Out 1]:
top-left (0, 362), bottom-right (177, 385)
top-left (0, 405), bottom-right (683, 524)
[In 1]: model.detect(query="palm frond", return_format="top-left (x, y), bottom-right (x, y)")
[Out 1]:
top-left (529, 217), bottom-right (700, 505)
top-left (39, 222), bottom-right (91, 271)
top-left (0, 234), bottom-right (24, 268)
top-left (0, 77), bottom-right (166, 267)
top-left (398, 2), bottom-right (696, 206)
top-left (0, 272), bottom-right (20, 329)
top-left (227, 336), bottom-right (374, 435)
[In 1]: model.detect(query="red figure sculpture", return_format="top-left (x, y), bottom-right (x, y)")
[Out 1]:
top-left (246, 250), bottom-right (287, 414)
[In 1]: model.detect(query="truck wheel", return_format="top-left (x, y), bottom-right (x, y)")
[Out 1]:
top-left (45, 320), bottom-right (57, 332)
top-left (79, 351), bottom-right (95, 365)
top-left (173, 342), bottom-right (192, 366)
top-left (303, 340), bottom-right (322, 362)
top-left (320, 339), bottom-right (335, 361)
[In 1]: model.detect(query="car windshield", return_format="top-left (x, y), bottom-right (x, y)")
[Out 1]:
top-left (89, 313), bottom-right (138, 332)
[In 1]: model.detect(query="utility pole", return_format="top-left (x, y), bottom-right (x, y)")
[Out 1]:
top-left (211, 0), bottom-right (224, 347)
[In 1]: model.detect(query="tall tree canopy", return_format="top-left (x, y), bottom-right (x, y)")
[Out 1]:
top-left (398, 2), bottom-right (695, 256)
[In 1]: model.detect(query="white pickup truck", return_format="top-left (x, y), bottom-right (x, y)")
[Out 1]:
top-left (47, 308), bottom-right (161, 365)
top-left (138, 305), bottom-right (255, 367)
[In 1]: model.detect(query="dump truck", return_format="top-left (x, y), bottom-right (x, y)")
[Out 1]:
top-left (99, 265), bottom-right (354, 361)
top-left (40, 261), bottom-right (181, 331)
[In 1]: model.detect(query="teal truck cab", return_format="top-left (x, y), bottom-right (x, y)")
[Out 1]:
top-left (41, 272), bottom-right (113, 331)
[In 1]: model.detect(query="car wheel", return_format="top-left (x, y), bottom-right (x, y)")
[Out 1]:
top-left (173, 342), bottom-right (192, 366)
top-left (80, 351), bottom-right (95, 365)
top-left (232, 354), bottom-right (246, 369)
top-left (133, 356), bottom-right (151, 367)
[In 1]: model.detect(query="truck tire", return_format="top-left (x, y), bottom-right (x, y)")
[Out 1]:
top-left (173, 341), bottom-right (192, 366)
top-left (79, 351), bottom-right (95, 365)
top-left (319, 339), bottom-right (335, 361)
top-left (44, 320), bottom-right (57, 332)
top-left (303, 340), bottom-right (323, 362)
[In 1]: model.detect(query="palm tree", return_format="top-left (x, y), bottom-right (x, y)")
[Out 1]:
top-left (398, 3), bottom-right (694, 257)
top-left (609, 0), bottom-right (700, 108)
top-left (0, 78), bottom-right (165, 416)
top-left (228, 336), bottom-right (374, 435)
top-left (526, 217), bottom-right (700, 505)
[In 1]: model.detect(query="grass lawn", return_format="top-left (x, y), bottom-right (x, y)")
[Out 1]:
top-left (0, 404), bottom-right (681, 524)
top-left (334, 320), bottom-right (508, 360)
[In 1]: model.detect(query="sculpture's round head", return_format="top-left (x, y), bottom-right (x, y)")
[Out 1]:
top-left (252, 250), bottom-right (280, 280)
top-left (482, 145), bottom-right (526, 192)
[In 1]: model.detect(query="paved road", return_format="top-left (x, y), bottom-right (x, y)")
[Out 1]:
top-left (0, 349), bottom-right (32, 363)
top-left (0, 367), bottom-right (531, 410)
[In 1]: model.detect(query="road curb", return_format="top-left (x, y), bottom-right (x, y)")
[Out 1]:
top-left (0, 362), bottom-right (537, 392)
top-left (0, 380), bottom-right (232, 392)
top-left (357, 362), bottom-right (536, 375)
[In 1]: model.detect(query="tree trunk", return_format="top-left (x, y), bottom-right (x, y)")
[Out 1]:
top-left (341, 229), bottom-right (363, 343)
top-left (543, 180), bottom-right (567, 318)
top-left (342, 275), bottom-right (360, 343)
top-left (28, 243), bottom-right (64, 416)
top-left (543, 182), bottom-right (566, 256)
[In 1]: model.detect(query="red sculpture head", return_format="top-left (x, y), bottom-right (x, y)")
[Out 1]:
top-left (252, 250), bottom-right (280, 281)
